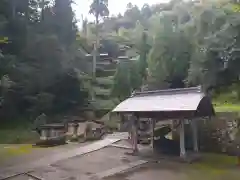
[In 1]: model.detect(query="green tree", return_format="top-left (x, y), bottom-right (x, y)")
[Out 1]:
top-left (148, 11), bottom-right (191, 89)
top-left (187, 0), bottom-right (240, 91)
top-left (138, 32), bottom-right (150, 85)
top-left (112, 61), bottom-right (131, 101)
top-left (0, 0), bottom-right (91, 122)
top-left (89, 0), bottom-right (109, 22)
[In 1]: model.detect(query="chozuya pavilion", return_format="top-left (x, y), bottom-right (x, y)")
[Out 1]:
top-left (112, 86), bottom-right (215, 159)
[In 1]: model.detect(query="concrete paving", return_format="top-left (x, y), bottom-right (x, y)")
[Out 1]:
top-left (104, 132), bottom-right (129, 140)
top-left (95, 160), bottom-right (148, 179)
top-left (120, 167), bottom-right (187, 180)
top-left (0, 138), bottom-right (121, 179)
top-left (104, 161), bottom-right (189, 180)
top-left (48, 146), bottom-right (142, 180)
top-left (0, 132), bottom-right (149, 180)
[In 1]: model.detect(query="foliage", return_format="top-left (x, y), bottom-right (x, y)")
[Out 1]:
top-left (89, 0), bottom-right (109, 20)
top-left (103, 0), bottom-right (240, 102)
top-left (197, 117), bottom-right (240, 155)
top-left (1, 0), bottom-right (240, 127)
top-left (0, 129), bottom-right (38, 144)
top-left (111, 60), bottom-right (142, 100)
top-left (0, 0), bottom-right (90, 123)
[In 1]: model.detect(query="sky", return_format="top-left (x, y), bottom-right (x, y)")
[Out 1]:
top-left (73, 0), bottom-right (169, 25)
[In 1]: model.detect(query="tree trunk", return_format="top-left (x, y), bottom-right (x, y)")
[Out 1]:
top-left (11, 0), bottom-right (16, 19)
top-left (24, 0), bottom-right (30, 21)
top-left (40, 0), bottom-right (45, 21)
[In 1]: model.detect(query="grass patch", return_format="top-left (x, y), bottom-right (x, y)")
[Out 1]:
top-left (188, 153), bottom-right (239, 180)
top-left (0, 128), bottom-right (38, 144)
top-left (0, 144), bottom-right (40, 164)
top-left (193, 153), bottom-right (237, 169)
top-left (188, 168), bottom-right (239, 180)
top-left (213, 89), bottom-right (240, 112)
top-left (0, 122), bottom-right (40, 163)
top-left (0, 120), bottom-right (38, 144)
top-left (214, 102), bottom-right (240, 112)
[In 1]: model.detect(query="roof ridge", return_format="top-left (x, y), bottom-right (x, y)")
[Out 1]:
top-left (131, 86), bottom-right (202, 97)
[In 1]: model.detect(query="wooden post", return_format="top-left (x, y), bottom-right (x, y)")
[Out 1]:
top-left (132, 115), bottom-right (139, 154)
top-left (180, 119), bottom-right (186, 158)
top-left (151, 118), bottom-right (155, 151)
top-left (73, 123), bottom-right (79, 138)
top-left (172, 120), bottom-right (179, 140)
top-left (237, 144), bottom-right (240, 166)
top-left (191, 119), bottom-right (199, 152)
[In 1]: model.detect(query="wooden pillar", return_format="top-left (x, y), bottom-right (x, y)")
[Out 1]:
top-left (119, 114), bottom-right (124, 131)
top-left (73, 123), bottom-right (79, 138)
top-left (191, 119), bottom-right (199, 152)
top-left (151, 118), bottom-right (155, 151)
top-left (172, 120), bottom-right (179, 140)
top-left (180, 119), bottom-right (186, 158)
top-left (132, 116), bottom-right (139, 153)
